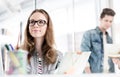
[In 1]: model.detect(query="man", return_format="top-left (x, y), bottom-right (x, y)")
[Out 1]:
top-left (80, 8), bottom-right (116, 73)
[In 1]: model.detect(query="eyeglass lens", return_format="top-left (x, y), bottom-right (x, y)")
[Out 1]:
top-left (29, 19), bottom-right (47, 26)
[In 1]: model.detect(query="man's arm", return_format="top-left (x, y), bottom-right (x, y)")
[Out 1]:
top-left (80, 31), bottom-right (92, 73)
top-left (80, 31), bottom-right (91, 51)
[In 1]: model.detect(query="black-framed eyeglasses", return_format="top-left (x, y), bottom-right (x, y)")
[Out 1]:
top-left (29, 19), bottom-right (47, 27)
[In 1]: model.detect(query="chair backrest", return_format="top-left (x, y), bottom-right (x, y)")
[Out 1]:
top-left (0, 45), bottom-right (4, 75)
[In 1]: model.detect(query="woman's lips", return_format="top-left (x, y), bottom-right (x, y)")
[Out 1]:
top-left (33, 30), bottom-right (39, 32)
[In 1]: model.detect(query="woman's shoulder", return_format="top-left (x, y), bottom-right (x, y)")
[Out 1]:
top-left (56, 50), bottom-right (63, 59)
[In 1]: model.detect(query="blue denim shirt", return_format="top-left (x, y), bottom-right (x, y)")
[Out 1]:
top-left (80, 27), bottom-right (114, 73)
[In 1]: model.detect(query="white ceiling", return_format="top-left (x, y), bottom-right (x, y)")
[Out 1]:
top-left (0, 0), bottom-right (74, 21)
top-left (0, 0), bottom-right (88, 22)
top-left (0, 0), bottom-right (40, 21)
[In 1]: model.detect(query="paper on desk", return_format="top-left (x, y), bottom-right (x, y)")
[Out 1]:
top-left (56, 51), bottom-right (91, 74)
top-left (105, 44), bottom-right (120, 58)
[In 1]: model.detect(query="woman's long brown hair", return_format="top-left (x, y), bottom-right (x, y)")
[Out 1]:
top-left (21, 9), bottom-right (57, 65)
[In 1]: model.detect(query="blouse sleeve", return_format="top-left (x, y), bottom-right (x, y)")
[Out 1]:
top-left (49, 51), bottom-right (63, 74)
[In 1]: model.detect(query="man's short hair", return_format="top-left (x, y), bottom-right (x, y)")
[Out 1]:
top-left (100, 8), bottom-right (116, 19)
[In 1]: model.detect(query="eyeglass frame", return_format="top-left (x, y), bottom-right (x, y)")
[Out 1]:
top-left (28, 19), bottom-right (47, 27)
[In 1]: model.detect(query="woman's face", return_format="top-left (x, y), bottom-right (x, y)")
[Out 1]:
top-left (29, 12), bottom-right (47, 39)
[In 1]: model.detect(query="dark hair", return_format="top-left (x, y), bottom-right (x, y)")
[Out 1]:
top-left (21, 9), bottom-right (57, 65)
top-left (100, 8), bottom-right (116, 19)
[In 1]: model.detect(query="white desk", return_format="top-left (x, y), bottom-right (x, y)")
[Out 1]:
top-left (1, 74), bottom-right (120, 77)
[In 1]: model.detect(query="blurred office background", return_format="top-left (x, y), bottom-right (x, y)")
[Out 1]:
top-left (0, 0), bottom-right (120, 54)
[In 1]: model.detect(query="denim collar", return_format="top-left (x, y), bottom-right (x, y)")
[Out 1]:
top-left (96, 26), bottom-right (108, 35)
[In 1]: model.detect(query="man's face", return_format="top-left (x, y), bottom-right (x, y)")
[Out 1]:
top-left (100, 15), bottom-right (114, 30)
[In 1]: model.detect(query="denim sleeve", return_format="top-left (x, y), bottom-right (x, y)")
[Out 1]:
top-left (108, 57), bottom-right (115, 73)
top-left (80, 31), bottom-right (91, 52)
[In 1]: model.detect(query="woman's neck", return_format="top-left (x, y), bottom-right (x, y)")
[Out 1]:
top-left (34, 38), bottom-right (44, 55)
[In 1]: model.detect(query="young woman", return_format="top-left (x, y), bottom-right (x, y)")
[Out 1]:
top-left (21, 9), bottom-right (62, 74)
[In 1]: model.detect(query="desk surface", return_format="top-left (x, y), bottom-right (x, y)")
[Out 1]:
top-left (1, 74), bottom-right (120, 77)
